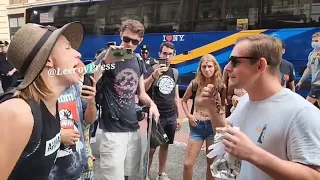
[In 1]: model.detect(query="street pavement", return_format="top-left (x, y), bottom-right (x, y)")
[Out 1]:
top-left (91, 99), bottom-right (210, 180)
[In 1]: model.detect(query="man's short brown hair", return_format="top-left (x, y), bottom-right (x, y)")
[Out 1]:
top-left (159, 41), bottom-right (175, 52)
top-left (120, 19), bottom-right (145, 38)
top-left (236, 34), bottom-right (283, 74)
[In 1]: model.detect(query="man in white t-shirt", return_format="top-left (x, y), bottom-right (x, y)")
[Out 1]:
top-left (200, 34), bottom-right (320, 180)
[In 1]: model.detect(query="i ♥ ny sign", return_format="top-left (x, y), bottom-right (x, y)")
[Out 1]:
top-left (163, 35), bottom-right (185, 42)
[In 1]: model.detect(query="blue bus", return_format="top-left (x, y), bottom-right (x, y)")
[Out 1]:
top-left (24, 0), bottom-right (320, 98)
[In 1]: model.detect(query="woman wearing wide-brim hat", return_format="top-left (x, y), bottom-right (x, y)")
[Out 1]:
top-left (0, 21), bottom-right (85, 180)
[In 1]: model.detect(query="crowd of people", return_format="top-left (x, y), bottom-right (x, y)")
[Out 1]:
top-left (0, 18), bottom-right (320, 180)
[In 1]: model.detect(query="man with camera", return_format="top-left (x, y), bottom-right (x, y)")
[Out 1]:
top-left (93, 19), bottom-right (159, 180)
top-left (143, 41), bottom-right (181, 180)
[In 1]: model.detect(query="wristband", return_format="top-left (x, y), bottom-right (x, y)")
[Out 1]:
top-left (152, 74), bottom-right (155, 80)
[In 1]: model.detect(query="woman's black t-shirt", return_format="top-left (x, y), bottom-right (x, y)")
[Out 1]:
top-left (8, 100), bottom-right (61, 180)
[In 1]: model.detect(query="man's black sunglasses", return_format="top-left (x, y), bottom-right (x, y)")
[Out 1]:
top-left (123, 36), bottom-right (140, 45)
top-left (229, 56), bottom-right (260, 67)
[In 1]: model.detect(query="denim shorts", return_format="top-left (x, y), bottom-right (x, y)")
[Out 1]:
top-left (189, 120), bottom-right (214, 141)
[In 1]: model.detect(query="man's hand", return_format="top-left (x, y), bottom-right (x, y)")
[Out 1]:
top-left (103, 45), bottom-right (128, 64)
top-left (81, 76), bottom-right (97, 103)
top-left (296, 81), bottom-right (302, 90)
top-left (176, 119), bottom-right (182, 132)
top-left (148, 103), bottom-right (160, 122)
top-left (201, 84), bottom-right (223, 113)
top-left (221, 125), bottom-right (259, 162)
top-left (152, 64), bottom-right (167, 79)
top-left (61, 128), bottom-right (80, 145)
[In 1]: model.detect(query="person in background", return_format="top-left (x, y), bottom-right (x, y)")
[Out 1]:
top-left (181, 54), bottom-right (219, 180)
top-left (297, 32), bottom-right (320, 107)
top-left (0, 22), bottom-right (85, 180)
top-left (48, 59), bottom-right (97, 180)
top-left (0, 41), bottom-right (19, 92)
top-left (279, 41), bottom-right (295, 91)
top-left (143, 41), bottom-right (181, 180)
top-left (140, 45), bottom-right (158, 67)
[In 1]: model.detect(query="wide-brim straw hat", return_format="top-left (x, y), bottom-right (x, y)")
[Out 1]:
top-left (7, 21), bottom-right (85, 90)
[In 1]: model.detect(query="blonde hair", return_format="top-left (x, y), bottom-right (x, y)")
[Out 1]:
top-left (312, 32), bottom-right (320, 38)
top-left (195, 54), bottom-right (222, 95)
top-left (14, 75), bottom-right (53, 103)
top-left (236, 34), bottom-right (282, 74)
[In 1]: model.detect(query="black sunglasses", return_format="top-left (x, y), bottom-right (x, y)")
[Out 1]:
top-left (123, 36), bottom-right (140, 45)
top-left (229, 56), bottom-right (260, 67)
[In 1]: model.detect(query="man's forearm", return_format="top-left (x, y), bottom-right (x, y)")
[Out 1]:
top-left (144, 74), bottom-right (154, 91)
top-left (138, 92), bottom-right (154, 107)
top-left (288, 81), bottom-right (295, 92)
top-left (251, 146), bottom-right (320, 180)
top-left (93, 51), bottom-right (107, 81)
top-left (94, 65), bottom-right (104, 82)
top-left (174, 98), bottom-right (180, 119)
top-left (209, 112), bottom-right (227, 130)
top-left (84, 101), bottom-right (97, 125)
top-left (299, 68), bottom-right (311, 83)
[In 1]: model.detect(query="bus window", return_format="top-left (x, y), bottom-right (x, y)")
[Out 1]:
top-left (25, 0), bottom-right (195, 35)
top-left (194, 0), bottom-right (259, 32)
top-left (260, 0), bottom-right (318, 29)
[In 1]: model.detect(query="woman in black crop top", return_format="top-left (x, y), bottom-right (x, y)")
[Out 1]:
top-left (0, 21), bottom-right (85, 180)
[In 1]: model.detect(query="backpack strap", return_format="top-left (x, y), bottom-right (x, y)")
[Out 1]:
top-left (135, 53), bottom-right (146, 76)
top-left (190, 80), bottom-right (198, 115)
top-left (172, 68), bottom-right (179, 84)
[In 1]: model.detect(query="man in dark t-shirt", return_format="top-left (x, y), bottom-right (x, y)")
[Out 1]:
top-left (280, 59), bottom-right (295, 91)
top-left (143, 41), bottom-right (181, 179)
top-left (279, 41), bottom-right (295, 91)
top-left (93, 19), bottom-right (159, 180)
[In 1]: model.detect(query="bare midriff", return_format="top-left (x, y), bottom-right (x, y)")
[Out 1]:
top-left (193, 95), bottom-right (211, 121)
